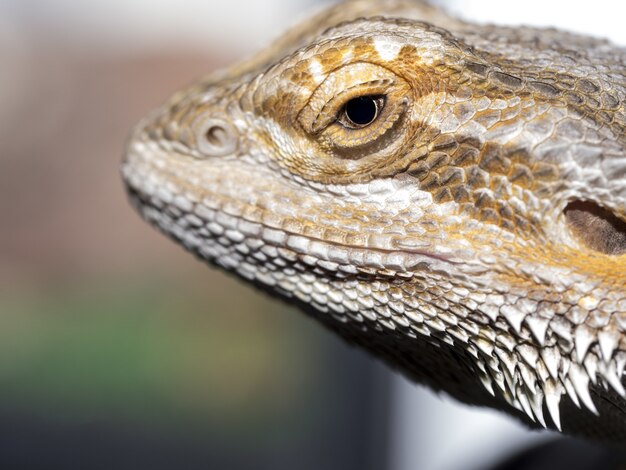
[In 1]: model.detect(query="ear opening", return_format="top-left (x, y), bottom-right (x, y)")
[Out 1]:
top-left (564, 200), bottom-right (626, 255)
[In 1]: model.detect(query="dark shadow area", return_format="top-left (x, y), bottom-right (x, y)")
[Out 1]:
top-left (487, 438), bottom-right (626, 470)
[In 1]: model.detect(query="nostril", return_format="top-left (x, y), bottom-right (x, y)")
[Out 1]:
top-left (205, 125), bottom-right (228, 147)
top-left (196, 118), bottom-right (238, 157)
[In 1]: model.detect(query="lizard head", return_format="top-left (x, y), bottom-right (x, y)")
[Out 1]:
top-left (122, 1), bottom-right (626, 441)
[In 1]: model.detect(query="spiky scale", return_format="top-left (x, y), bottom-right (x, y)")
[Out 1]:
top-left (599, 361), bottom-right (626, 397)
top-left (517, 387), bottom-right (536, 423)
top-left (525, 316), bottom-right (550, 346)
top-left (500, 305), bottom-right (525, 334)
top-left (575, 325), bottom-right (595, 363)
top-left (563, 377), bottom-right (581, 409)
top-left (495, 349), bottom-right (517, 378)
top-left (540, 347), bottom-right (561, 380)
top-left (598, 329), bottom-right (620, 363)
top-left (517, 344), bottom-right (539, 369)
top-left (518, 363), bottom-right (537, 394)
top-left (479, 372), bottom-right (496, 397)
top-left (530, 391), bottom-right (547, 428)
top-left (545, 381), bottom-right (563, 431)
top-left (584, 354), bottom-right (600, 385)
top-left (569, 363), bottom-right (599, 415)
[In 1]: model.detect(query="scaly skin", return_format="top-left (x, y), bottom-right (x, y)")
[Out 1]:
top-left (122, 0), bottom-right (626, 443)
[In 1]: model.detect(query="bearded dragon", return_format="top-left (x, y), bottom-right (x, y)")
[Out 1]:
top-left (122, 0), bottom-right (626, 443)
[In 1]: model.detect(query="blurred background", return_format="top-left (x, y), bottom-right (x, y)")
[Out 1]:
top-left (0, 1), bottom-right (624, 469)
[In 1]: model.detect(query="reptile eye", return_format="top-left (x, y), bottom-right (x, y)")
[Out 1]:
top-left (339, 95), bottom-right (385, 129)
top-left (297, 64), bottom-right (409, 154)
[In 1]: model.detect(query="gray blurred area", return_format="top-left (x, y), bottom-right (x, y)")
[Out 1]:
top-left (0, 1), bottom-right (623, 469)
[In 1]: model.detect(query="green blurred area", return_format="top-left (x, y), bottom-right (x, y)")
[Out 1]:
top-left (0, 276), bottom-right (321, 438)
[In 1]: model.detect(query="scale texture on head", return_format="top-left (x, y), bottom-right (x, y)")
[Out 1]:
top-left (122, 0), bottom-right (626, 443)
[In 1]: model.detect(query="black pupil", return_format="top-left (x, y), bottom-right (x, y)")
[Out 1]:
top-left (345, 96), bottom-right (379, 126)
